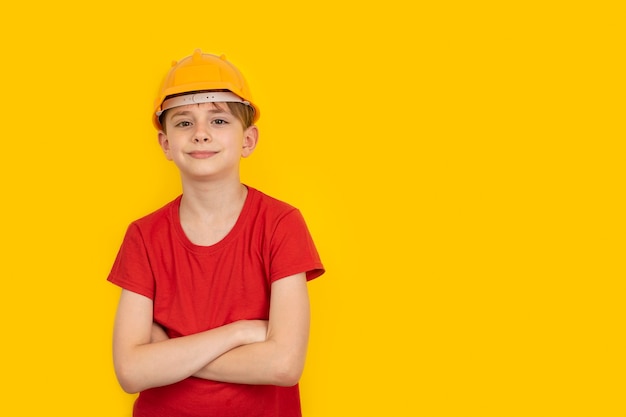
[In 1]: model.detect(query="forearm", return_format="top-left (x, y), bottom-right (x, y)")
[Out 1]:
top-left (193, 338), bottom-right (307, 386)
top-left (114, 321), bottom-right (258, 393)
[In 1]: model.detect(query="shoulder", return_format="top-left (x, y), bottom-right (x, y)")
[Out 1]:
top-left (247, 186), bottom-right (299, 216)
top-left (246, 186), bottom-right (311, 232)
top-left (248, 186), bottom-right (294, 209)
top-left (129, 195), bottom-right (181, 233)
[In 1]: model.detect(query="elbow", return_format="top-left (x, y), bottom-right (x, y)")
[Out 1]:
top-left (272, 356), bottom-right (305, 387)
top-left (118, 378), bottom-right (142, 395)
top-left (121, 385), bottom-right (140, 395)
top-left (274, 374), bottom-right (301, 387)
top-left (114, 361), bottom-right (144, 394)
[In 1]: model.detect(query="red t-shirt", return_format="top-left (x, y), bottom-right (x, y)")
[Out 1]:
top-left (108, 186), bottom-right (324, 417)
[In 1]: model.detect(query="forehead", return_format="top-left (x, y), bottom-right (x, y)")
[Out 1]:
top-left (166, 102), bottom-right (232, 118)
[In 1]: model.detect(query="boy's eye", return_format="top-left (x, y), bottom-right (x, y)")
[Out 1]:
top-left (212, 119), bottom-right (228, 125)
top-left (175, 121), bottom-right (192, 127)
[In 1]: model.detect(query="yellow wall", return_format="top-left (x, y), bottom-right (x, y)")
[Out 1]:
top-left (1, 1), bottom-right (623, 416)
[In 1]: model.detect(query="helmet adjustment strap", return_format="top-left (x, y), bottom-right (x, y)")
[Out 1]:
top-left (156, 91), bottom-right (250, 116)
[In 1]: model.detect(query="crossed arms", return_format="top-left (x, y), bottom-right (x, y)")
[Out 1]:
top-left (112, 273), bottom-right (310, 394)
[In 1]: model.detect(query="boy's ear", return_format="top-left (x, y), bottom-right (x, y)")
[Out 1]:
top-left (158, 131), bottom-right (173, 160)
top-left (241, 125), bottom-right (259, 158)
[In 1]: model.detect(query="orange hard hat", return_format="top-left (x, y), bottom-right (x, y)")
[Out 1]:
top-left (152, 49), bottom-right (259, 130)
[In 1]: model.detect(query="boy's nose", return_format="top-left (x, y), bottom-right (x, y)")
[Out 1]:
top-left (193, 128), bottom-right (212, 143)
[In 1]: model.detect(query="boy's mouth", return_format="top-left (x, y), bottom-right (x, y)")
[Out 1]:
top-left (188, 151), bottom-right (218, 159)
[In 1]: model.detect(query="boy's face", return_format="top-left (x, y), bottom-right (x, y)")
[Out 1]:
top-left (157, 102), bottom-right (258, 182)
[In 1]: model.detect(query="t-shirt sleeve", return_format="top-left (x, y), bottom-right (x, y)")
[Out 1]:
top-left (107, 222), bottom-right (155, 299)
top-left (269, 209), bottom-right (325, 283)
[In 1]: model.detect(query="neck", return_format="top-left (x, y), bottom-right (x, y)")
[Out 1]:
top-left (177, 180), bottom-right (248, 246)
top-left (180, 179), bottom-right (247, 216)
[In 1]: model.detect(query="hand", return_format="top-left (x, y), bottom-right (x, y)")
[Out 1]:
top-left (236, 320), bottom-right (268, 345)
top-left (151, 322), bottom-right (170, 343)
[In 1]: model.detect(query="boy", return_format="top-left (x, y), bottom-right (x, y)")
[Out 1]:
top-left (108, 49), bottom-right (325, 417)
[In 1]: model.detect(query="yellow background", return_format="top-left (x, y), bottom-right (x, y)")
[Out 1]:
top-left (1, 1), bottom-right (624, 416)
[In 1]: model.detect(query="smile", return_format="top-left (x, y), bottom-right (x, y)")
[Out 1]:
top-left (188, 151), bottom-right (218, 159)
